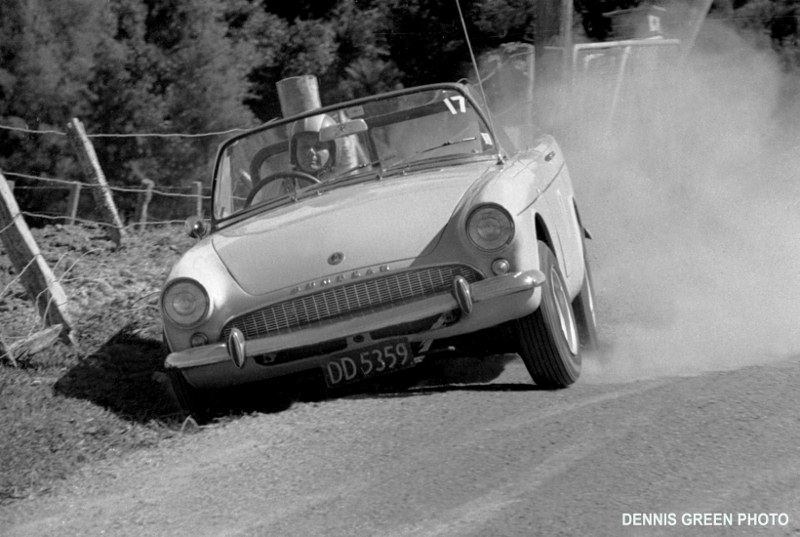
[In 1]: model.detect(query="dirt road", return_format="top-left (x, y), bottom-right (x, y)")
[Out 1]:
top-left (2, 351), bottom-right (798, 537)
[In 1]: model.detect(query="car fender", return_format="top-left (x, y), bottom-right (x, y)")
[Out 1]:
top-left (162, 237), bottom-right (248, 352)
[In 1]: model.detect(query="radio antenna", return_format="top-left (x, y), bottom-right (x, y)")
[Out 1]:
top-left (454, 0), bottom-right (501, 160)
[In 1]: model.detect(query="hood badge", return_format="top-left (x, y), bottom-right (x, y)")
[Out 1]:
top-left (290, 263), bottom-right (392, 295)
top-left (328, 252), bottom-right (344, 265)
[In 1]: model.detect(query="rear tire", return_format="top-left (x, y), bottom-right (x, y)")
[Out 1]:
top-left (514, 241), bottom-right (581, 388)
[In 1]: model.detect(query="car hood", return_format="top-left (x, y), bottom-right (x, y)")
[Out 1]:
top-left (212, 161), bottom-right (496, 295)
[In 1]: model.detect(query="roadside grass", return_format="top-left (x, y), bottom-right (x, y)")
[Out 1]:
top-left (0, 224), bottom-right (502, 504)
top-left (0, 225), bottom-right (195, 505)
top-left (0, 360), bottom-right (177, 504)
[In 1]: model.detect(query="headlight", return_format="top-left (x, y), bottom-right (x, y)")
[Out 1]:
top-left (466, 204), bottom-right (514, 251)
top-left (162, 279), bottom-right (210, 327)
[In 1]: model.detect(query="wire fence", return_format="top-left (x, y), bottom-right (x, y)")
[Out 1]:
top-left (0, 120), bottom-right (229, 360)
top-left (3, 169), bottom-right (210, 230)
top-left (0, 122), bottom-right (253, 139)
top-left (0, 116), bottom-right (229, 231)
top-left (0, 113), bottom-right (274, 234)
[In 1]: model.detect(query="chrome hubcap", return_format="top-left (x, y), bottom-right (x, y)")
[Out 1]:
top-left (586, 266), bottom-right (597, 327)
top-left (550, 266), bottom-right (579, 355)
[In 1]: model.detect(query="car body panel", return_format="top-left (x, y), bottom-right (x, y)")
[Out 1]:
top-left (168, 269), bottom-right (545, 389)
top-left (211, 162), bottom-right (499, 296)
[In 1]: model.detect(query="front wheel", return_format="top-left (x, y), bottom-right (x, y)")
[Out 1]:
top-left (514, 241), bottom-right (581, 388)
top-left (572, 247), bottom-right (599, 352)
top-left (167, 369), bottom-right (212, 424)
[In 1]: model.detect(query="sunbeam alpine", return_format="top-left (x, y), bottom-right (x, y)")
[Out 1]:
top-left (161, 82), bottom-right (598, 418)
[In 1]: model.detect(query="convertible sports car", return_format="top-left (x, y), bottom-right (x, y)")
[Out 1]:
top-left (161, 82), bottom-right (597, 417)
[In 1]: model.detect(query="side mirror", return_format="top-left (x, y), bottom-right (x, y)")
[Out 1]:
top-left (185, 216), bottom-right (208, 239)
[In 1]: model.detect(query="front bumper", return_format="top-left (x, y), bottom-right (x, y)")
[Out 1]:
top-left (165, 269), bottom-right (545, 389)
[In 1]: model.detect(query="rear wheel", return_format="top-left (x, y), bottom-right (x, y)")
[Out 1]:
top-left (514, 241), bottom-right (581, 388)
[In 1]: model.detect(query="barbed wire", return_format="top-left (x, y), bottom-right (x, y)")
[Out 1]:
top-left (19, 211), bottom-right (193, 229)
top-left (1, 182), bottom-right (206, 231)
top-left (0, 123), bottom-right (254, 138)
top-left (0, 212), bottom-right (23, 236)
top-left (0, 233), bottom-right (172, 355)
top-left (2, 212), bottom-right (189, 235)
top-left (3, 171), bottom-right (211, 198)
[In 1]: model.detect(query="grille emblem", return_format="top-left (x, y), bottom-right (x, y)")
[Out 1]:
top-left (328, 252), bottom-right (344, 265)
top-left (290, 264), bottom-right (392, 295)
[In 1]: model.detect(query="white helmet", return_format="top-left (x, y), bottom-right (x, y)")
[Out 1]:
top-left (290, 114), bottom-right (337, 175)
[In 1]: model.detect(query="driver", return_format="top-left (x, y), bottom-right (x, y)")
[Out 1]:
top-left (291, 115), bottom-right (337, 177)
top-left (290, 114), bottom-right (362, 179)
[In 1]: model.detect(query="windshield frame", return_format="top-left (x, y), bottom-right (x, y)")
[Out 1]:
top-left (209, 83), bottom-right (505, 229)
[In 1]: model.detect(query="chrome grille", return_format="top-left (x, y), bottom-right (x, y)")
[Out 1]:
top-left (222, 265), bottom-right (481, 340)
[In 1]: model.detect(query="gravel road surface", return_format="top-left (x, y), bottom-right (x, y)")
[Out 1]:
top-left (2, 351), bottom-right (798, 537)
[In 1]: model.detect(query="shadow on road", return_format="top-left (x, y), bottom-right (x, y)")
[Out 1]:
top-left (54, 326), bottom-right (537, 424)
top-left (351, 353), bottom-right (544, 398)
top-left (54, 324), bottom-right (181, 423)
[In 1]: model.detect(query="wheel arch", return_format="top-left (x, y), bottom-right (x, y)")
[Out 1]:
top-left (534, 213), bottom-right (555, 254)
top-left (534, 211), bottom-right (582, 301)
top-left (572, 199), bottom-right (591, 240)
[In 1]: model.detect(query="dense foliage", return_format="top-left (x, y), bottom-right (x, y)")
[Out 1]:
top-left (0, 0), bottom-right (798, 217)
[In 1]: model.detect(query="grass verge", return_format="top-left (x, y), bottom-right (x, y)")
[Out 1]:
top-left (0, 226), bottom-right (195, 505)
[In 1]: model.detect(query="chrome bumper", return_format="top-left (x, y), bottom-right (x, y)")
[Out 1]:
top-left (165, 269), bottom-right (544, 379)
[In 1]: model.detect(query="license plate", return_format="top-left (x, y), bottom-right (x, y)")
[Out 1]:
top-left (323, 339), bottom-right (414, 387)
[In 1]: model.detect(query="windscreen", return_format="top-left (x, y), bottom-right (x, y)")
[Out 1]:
top-left (213, 86), bottom-right (497, 221)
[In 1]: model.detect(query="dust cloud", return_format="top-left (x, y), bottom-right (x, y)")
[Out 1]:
top-left (563, 20), bottom-right (800, 382)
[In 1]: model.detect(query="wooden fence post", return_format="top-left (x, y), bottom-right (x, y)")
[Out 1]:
top-left (65, 183), bottom-right (81, 225)
top-left (66, 117), bottom-right (125, 246)
top-left (193, 181), bottom-right (203, 218)
top-left (135, 179), bottom-right (154, 230)
top-left (0, 172), bottom-right (74, 344)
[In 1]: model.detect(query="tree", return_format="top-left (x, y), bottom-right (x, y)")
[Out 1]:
top-left (379, 0), bottom-right (473, 87)
top-left (322, 0), bottom-right (403, 102)
top-left (148, 0), bottom-right (258, 188)
top-left (245, 0), bottom-right (403, 120)
top-left (471, 0), bottom-right (536, 45)
top-left (0, 0), bottom-right (262, 221)
top-left (729, 0), bottom-right (800, 72)
top-left (0, 0), bottom-right (115, 220)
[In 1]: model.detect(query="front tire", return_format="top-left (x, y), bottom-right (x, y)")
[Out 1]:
top-left (572, 250), bottom-right (599, 352)
top-left (167, 369), bottom-right (212, 424)
top-left (514, 241), bottom-right (581, 388)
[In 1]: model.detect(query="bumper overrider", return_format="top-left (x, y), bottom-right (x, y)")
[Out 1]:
top-left (165, 269), bottom-right (545, 389)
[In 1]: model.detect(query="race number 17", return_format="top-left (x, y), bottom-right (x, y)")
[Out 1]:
top-left (444, 96), bottom-right (466, 114)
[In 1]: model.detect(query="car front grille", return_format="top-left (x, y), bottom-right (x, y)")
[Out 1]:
top-left (221, 265), bottom-right (481, 340)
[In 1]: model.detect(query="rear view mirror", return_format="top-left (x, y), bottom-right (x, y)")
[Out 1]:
top-left (319, 119), bottom-right (368, 142)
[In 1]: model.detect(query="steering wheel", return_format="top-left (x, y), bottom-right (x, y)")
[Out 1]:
top-left (244, 171), bottom-right (320, 207)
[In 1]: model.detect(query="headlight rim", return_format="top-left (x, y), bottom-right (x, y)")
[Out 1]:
top-left (162, 277), bottom-right (211, 328)
top-left (466, 203), bottom-right (515, 252)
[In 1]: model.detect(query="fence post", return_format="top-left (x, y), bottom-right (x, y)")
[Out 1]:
top-left (193, 181), bottom-right (203, 218)
top-left (65, 183), bottom-right (81, 225)
top-left (0, 172), bottom-right (74, 344)
top-left (561, 0), bottom-right (573, 74)
top-left (66, 117), bottom-right (125, 246)
top-left (135, 179), bottom-right (154, 230)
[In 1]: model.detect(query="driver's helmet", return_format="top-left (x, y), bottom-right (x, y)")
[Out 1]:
top-left (290, 114), bottom-right (337, 176)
